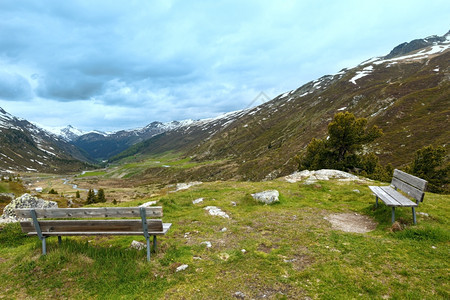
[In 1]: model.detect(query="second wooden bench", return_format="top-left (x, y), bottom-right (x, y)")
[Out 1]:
top-left (369, 169), bottom-right (427, 224)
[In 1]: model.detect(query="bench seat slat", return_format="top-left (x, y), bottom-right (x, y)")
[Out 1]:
top-left (19, 219), bottom-right (164, 233)
top-left (15, 207), bottom-right (163, 219)
top-left (380, 186), bottom-right (417, 207)
top-left (26, 223), bottom-right (172, 236)
top-left (368, 186), bottom-right (399, 206)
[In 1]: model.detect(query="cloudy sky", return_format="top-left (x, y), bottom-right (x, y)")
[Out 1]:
top-left (0, 0), bottom-right (448, 132)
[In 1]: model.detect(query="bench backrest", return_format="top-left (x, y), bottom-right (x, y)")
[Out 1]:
top-left (15, 207), bottom-right (162, 219)
top-left (15, 207), bottom-right (164, 235)
top-left (391, 169), bottom-right (427, 202)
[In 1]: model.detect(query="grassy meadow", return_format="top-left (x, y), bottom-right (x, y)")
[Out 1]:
top-left (0, 176), bottom-right (449, 299)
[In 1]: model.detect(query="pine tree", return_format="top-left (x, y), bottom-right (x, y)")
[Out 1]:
top-left (97, 189), bottom-right (106, 203)
top-left (86, 189), bottom-right (96, 204)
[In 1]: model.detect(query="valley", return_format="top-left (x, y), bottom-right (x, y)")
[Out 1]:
top-left (0, 31), bottom-right (449, 299)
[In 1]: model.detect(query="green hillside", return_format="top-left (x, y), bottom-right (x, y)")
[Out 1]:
top-left (0, 178), bottom-right (448, 298)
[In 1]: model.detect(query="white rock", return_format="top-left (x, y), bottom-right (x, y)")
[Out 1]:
top-left (0, 193), bottom-right (58, 224)
top-left (139, 201), bottom-right (157, 207)
top-left (417, 212), bottom-right (429, 217)
top-left (192, 198), bottom-right (204, 204)
top-left (234, 291), bottom-right (245, 298)
top-left (251, 190), bottom-right (279, 204)
top-left (241, 249), bottom-right (247, 253)
top-left (201, 241), bottom-right (212, 248)
top-left (204, 206), bottom-right (230, 218)
top-left (130, 240), bottom-right (146, 250)
top-left (220, 227), bottom-right (227, 232)
top-left (231, 201), bottom-right (237, 206)
top-left (176, 264), bottom-right (189, 272)
top-left (174, 181), bottom-right (202, 191)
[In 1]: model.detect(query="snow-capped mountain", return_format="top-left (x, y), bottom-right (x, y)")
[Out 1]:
top-left (0, 108), bottom-right (93, 174)
top-left (109, 30), bottom-right (450, 181)
top-left (70, 120), bottom-right (195, 160)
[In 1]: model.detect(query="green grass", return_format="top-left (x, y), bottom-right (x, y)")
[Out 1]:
top-left (0, 179), bottom-right (449, 299)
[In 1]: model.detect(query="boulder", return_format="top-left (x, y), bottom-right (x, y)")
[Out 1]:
top-left (204, 206), bottom-right (230, 218)
top-left (0, 193), bottom-right (58, 224)
top-left (251, 190), bottom-right (279, 204)
top-left (284, 169), bottom-right (360, 183)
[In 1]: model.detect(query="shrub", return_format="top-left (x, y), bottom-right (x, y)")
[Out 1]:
top-left (406, 145), bottom-right (449, 193)
top-left (298, 112), bottom-right (387, 180)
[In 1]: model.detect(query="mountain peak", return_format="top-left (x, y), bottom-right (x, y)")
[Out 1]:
top-left (384, 30), bottom-right (449, 59)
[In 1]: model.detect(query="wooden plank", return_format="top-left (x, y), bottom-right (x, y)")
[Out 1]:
top-left (15, 207), bottom-right (163, 219)
top-left (25, 224), bottom-right (171, 236)
top-left (19, 219), bottom-right (163, 233)
top-left (368, 186), bottom-right (399, 206)
top-left (393, 169), bottom-right (427, 191)
top-left (380, 187), bottom-right (417, 207)
top-left (27, 231), bottom-right (170, 236)
top-left (391, 178), bottom-right (425, 202)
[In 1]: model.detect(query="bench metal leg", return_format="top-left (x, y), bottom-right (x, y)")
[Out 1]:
top-left (42, 237), bottom-right (47, 255)
top-left (391, 207), bottom-right (395, 224)
top-left (145, 237), bottom-right (151, 262)
top-left (153, 235), bottom-right (157, 253)
top-left (58, 236), bottom-right (62, 245)
top-left (375, 196), bottom-right (378, 208)
top-left (412, 207), bottom-right (417, 225)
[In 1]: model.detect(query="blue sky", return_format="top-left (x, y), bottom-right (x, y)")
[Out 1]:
top-left (0, 0), bottom-right (448, 131)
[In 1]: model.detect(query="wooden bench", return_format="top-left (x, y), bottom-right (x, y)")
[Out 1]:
top-left (369, 169), bottom-right (427, 224)
top-left (14, 207), bottom-right (171, 261)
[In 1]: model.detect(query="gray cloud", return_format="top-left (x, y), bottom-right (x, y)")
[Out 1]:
top-left (0, 71), bottom-right (33, 101)
top-left (0, 0), bottom-right (449, 130)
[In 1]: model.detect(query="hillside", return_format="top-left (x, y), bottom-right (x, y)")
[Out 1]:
top-left (0, 176), bottom-right (448, 298)
top-left (110, 31), bottom-right (450, 181)
top-left (0, 108), bottom-right (94, 174)
top-left (72, 121), bottom-right (193, 161)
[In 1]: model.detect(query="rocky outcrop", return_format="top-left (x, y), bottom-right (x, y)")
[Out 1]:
top-left (284, 169), bottom-right (360, 183)
top-left (0, 193), bottom-right (58, 224)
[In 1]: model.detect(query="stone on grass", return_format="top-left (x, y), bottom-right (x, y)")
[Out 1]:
top-left (201, 241), bottom-right (212, 248)
top-left (139, 201), bottom-right (157, 207)
top-left (192, 198), bottom-right (204, 204)
top-left (251, 190), bottom-right (279, 204)
top-left (176, 264), bottom-right (189, 272)
top-left (204, 206), bottom-right (230, 218)
top-left (234, 291), bottom-right (246, 298)
top-left (220, 227), bottom-right (227, 232)
top-left (0, 193), bottom-right (58, 224)
top-left (130, 240), bottom-right (146, 250)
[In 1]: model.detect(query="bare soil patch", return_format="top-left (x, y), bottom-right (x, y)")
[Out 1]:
top-left (324, 213), bottom-right (377, 233)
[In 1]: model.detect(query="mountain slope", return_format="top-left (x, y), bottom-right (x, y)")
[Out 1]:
top-left (72, 120), bottom-right (193, 161)
top-left (0, 108), bottom-right (94, 174)
top-left (110, 31), bottom-right (450, 181)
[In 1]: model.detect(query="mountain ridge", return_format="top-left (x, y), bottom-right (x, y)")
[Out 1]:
top-left (109, 30), bottom-right (450, 182)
